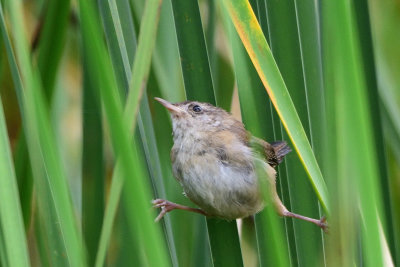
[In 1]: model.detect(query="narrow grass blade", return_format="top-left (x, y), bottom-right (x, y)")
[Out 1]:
top-left (36, 0), bottom-right (70, 98)
top-left (98, 0), bottom-right (136, 95)
top-left (292, 0), bottom-right (327, 235)
top-left (1, 2), bottom-right (86, 265)
top-left (322, 0), bottom-right (388, 265)
top-left (138, 2), bottom-right (210, 263)
top-left (204, 1), bottom-right (234, 111)
top-left (0, 0), bottom-right (29, 231)
top-left (225, 6), bottom-right (290, 266)
top-left (0, 96), bottom-right (30, 267)
top-left (368, 2), bottom-right (400, 260)
top-left (207, 218), bottom-right (243, 267)
top-left (136, 95), bottom-right (179, 267)
top-left (213, 54), bottom-right (235, 111)
top-left (95, 162), bottom-right (124, 267)
top-left (94, 0), bottom-right (177, 265)
top-left (353, 0), bottom-right (396, 261)
top-left (205, 0), bottom-right (217, 72)
top-left (1, 18), bottom-right (58, 263)
top-left (171, 0), bottom-right (215, 104)
top-left (147, 77), bottom-right (202, 267)
top-left (263, 0), bottom-right (325, 265)
top-left (78, 1), bottom-right (170, 266)
top-left (82, 51), bottom-right (104, 266)
top-left (171, 1), bottom-right (244, 266)
top-left (222, 0), bottom-right (329, 213)
top-left (130, 0), bottom-right (185, 102)
top-left (293, 0), bottom-right (327, 263)
top-left (0, 227), bottom-right (7, 266)
top-left (33, 200), bottom-right (67, 267)
top-left (368, 0), bottom-right (400, 146)
top-left (13, 130), bottom-right (33, 228)
top-left (382, 105), bottom-right (400, 265)
top-left (122, 0), bottom-right (180, 261)
top-left (292, 0), bottom-right (326, 165)
top-left (248, 2), bottom-right (299, 265)
top-left (384, 135), bottom-right (400, 266)
top-left (10, 0), bottom-right (71, 235)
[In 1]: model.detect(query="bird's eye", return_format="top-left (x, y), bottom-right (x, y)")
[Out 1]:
top-left (192, 105), bottom-right (202, 112)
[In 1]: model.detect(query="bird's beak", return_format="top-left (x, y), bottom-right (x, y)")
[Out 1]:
top-left (154, 97), bottom-right (183, 114)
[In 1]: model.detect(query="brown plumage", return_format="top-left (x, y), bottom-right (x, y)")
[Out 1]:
top-left (250, 136), bottom-right (292, 168)
top-left (153, 98), bottom-right (327, 231)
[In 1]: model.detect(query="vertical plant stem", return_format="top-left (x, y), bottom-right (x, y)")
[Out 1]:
top-left (171, 1), bottom-right (243, 266)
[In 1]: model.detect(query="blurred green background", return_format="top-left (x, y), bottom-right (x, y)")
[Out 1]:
top-left (0, 0), bottom-right (399, 266)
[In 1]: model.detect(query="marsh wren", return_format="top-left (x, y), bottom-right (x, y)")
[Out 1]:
top-left (153, 97), bottom-right (327, 230)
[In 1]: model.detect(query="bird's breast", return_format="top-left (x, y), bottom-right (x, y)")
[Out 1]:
top-left (171, 138), bottom-right (265, 219)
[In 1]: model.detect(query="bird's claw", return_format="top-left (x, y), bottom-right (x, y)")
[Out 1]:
top-left (152, 199), bottom-right (174, 222)
top-left (318, 216), bottom-right (329, 233)
top-left (152, 199), bottom-right (166, 208)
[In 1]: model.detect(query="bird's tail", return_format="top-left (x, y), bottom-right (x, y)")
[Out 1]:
top-left (271, 141), bottom-right (291, 164)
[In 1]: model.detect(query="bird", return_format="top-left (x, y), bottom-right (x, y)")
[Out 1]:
top-left (153, 97), bottom-right (327, 231)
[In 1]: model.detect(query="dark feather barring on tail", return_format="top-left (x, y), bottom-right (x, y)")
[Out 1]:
top-left (271, 141), bottom-right (292, 166)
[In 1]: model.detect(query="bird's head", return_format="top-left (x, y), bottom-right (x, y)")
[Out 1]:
top-left (154, 97), bottom-right (230, 139)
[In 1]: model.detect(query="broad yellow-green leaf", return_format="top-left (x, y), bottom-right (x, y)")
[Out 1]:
top-left (222, 0), bottom-right (329, 213)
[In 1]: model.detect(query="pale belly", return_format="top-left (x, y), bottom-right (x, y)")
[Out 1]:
top-left (172, 153), bottom-right (267, 220)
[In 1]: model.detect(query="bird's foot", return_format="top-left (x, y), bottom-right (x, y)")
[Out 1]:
top-left (317, 216), bottom-right (329, 233)
top-left (152, 199), bottom-right (207, 222)
top-left (152, 199), bottom-right (175, 222)
top-left (283, 211), bottom-right (329, 233)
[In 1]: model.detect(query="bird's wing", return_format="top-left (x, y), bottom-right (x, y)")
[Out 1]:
top-left (249, 136), bottom-right (291, 168)
top-left (222, 118), bottom-right (290, 167)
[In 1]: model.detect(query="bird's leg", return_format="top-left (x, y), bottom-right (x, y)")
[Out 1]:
top-left (273, 198), bottom-right (328, 232)
top-left (282, 211), bottom-right (328, 232)
top-left (152, 199), bottom-right (208, 222)
top-left (267, 169), bottom-right (328, 232)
